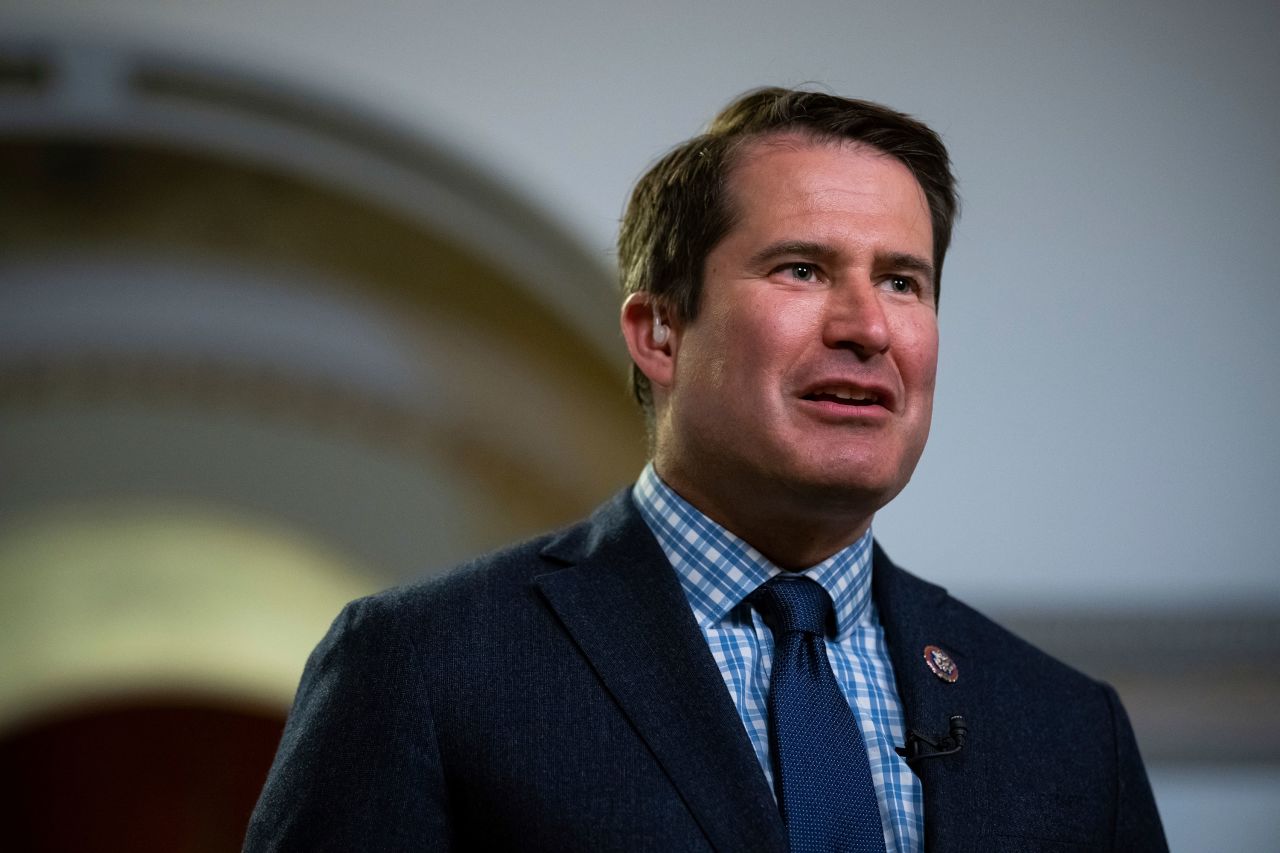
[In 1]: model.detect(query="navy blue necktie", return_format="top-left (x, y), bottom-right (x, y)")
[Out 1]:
top-left (754, 575), bottom-right (887, 853)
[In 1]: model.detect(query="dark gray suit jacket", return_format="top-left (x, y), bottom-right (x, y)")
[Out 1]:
top-left (245, 491), bottom-right (1167, 852)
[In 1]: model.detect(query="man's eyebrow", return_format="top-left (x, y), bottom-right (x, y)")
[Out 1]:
top-left (746, 241), bottom-right (840, 268)
top-left (881, 252), bottom-right (936, 285)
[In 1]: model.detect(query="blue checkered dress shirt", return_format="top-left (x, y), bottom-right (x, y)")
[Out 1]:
top-left (633, 464), bottom-right (924, 853)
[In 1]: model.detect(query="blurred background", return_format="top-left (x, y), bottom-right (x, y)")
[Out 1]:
top-left (0, 1), bottom-right (1276, 850)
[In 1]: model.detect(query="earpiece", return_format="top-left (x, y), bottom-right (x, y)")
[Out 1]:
top-left (652, 308), bottom-right (670, 345)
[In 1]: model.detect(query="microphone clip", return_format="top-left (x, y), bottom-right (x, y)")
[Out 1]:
top-left (895, 715), bottom-right (967, 764)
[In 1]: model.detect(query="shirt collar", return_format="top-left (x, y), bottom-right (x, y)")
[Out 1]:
top-left (632, 463), bottom-right (875, 640)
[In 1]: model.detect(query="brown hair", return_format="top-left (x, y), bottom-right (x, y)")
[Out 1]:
top-left (618, 87), bottom-right (959, 418)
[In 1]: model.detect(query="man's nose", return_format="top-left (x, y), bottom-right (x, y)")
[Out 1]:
top-left (821, 279), bottom-right (891, 356)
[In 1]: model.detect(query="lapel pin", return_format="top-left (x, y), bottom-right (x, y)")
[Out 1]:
top-left (923, 644), bottom-right (959, 683)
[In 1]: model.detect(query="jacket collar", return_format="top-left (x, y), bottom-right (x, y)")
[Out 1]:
top-left (536, 490), bottom-right (788, 853)
top-left (872, 542), bottom-right (987, 850)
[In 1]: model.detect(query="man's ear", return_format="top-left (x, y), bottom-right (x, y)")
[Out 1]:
top-left (620, 292), bottom-right (676, 392)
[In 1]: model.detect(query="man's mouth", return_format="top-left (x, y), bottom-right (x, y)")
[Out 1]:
top-left (802, 387), bottom-right (882, 407)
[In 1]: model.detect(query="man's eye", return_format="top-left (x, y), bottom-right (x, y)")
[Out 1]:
top-left (884, 275), bottom-right (915, 294)
top-left (783, 263), bottom-right (817, 282)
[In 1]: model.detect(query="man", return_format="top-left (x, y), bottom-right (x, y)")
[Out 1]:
top-left (246, 88), bottom-right (1167, 852)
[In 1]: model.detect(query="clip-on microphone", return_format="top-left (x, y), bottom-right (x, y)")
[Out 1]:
top-left (895, 715), bottom-right (967, 764)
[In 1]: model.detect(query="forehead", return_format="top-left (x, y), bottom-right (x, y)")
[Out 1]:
top-left (729, 131), bottom-right (923, 200)
top-left (720, 133), bottom-right (933, 250)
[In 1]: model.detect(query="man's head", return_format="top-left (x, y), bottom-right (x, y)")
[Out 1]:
top-left (618, 88), bottom-right (959, 564)
top-left (619, 87), bottom-right (958, 420)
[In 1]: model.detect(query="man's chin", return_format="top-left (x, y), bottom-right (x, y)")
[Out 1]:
top-left (771, 467), bottom-right (908, 520)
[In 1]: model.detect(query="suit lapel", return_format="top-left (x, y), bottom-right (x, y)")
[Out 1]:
top-left (536, 493), bottom-right (787, 853)
top-left (873, 543), bottom-right (988, 852)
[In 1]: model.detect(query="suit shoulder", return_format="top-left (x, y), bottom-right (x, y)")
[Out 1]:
top-left (875, 550), bottom-right (1106, 698)
top-left (339, 510), bottom-right (599, 635)
top-left (939, 590), bottom-right (1104, 693)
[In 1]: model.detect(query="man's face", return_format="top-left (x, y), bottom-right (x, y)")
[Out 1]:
top-left (653, 135), bottom-right (939, 534)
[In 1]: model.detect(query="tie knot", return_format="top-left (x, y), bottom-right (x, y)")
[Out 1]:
top-left (754, 575), bottom-right (832, 636)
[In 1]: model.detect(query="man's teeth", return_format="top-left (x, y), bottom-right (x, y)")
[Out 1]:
top-left (815, 388), bottom-right (876, 403)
